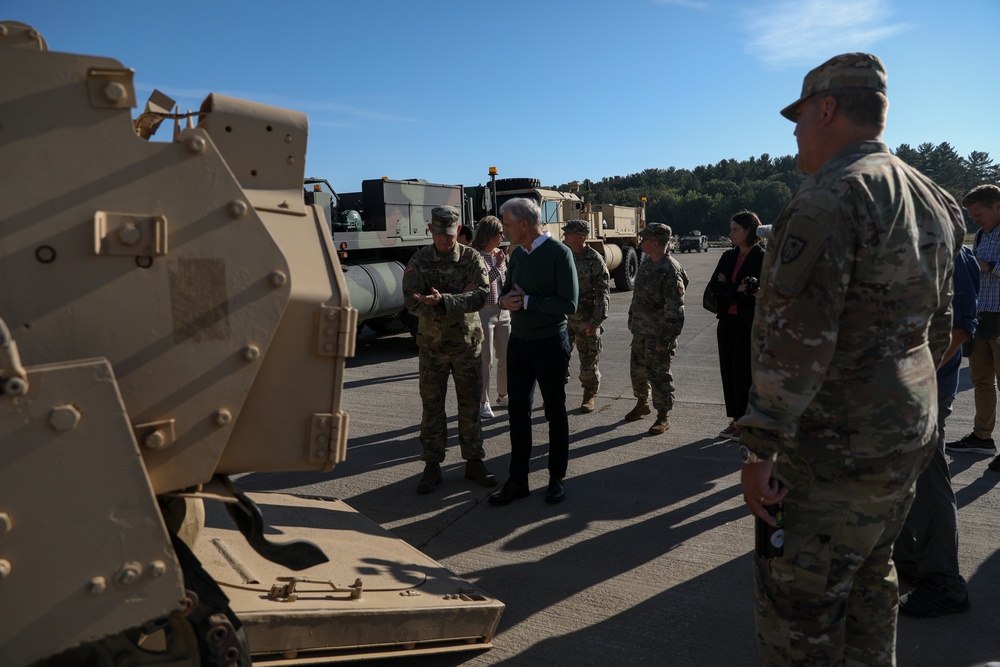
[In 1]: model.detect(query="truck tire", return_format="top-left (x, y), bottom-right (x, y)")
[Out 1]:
top-left (612, 245), bottom-right (638, 291)
top-left (495, 177), bottom-right (540, 191)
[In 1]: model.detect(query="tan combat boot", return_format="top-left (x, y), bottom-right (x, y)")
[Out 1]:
top-left (416, 462), bottom-right (442, 494)
top-left (648, 409), bottom-right (670, 434)
top-left (465, 459), bottom-right (497, 487)
top-left (624, 400), bottom-right (651, 421)
top-left (581, 390), bottom-right (597, 413)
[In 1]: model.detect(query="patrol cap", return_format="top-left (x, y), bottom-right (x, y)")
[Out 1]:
top-left (430, 205), bottom-right (460, 234)
top-left (638, 222), bottom-right (672, 242)
top-left (562, 219), bottom-right (589, 235)
top-left (780, 52), bottom-right (887, 122)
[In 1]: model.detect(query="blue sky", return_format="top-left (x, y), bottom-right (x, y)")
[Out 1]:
top-left (5, 1), bottom-right (997, 193)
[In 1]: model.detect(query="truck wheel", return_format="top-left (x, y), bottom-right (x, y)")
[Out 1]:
top-left (612, 245), bottom-right (638, 291)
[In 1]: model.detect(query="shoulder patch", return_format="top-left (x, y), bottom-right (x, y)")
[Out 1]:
top-left (780, 235), bottom-right (808, 263)
top-left (771, 219), bottom-right (831, 297)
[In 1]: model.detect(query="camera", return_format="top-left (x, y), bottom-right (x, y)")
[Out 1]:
top-left (743, 276), bottom-right (760, 295)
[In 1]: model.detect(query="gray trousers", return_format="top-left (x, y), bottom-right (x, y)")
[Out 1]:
top-left (893, 364), bottom-right (963, 591)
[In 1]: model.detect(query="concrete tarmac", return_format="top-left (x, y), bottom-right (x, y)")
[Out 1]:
top-left (238, 248), bottom-right (1000, 666)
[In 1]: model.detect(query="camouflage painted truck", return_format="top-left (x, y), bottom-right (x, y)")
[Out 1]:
top-left (304, 177), bottom-right (468, 335)
top-left (0, 21), bottom-right (502, 666)
top-left (467, 176), bottom-right (646, 290)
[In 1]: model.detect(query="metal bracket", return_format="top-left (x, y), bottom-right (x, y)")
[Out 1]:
top-left (267, 576), bottom-right (364, 603)
top-left (0, 318), bottom-right (27, 395)
top-left (94, 211), bottom-right (168, 257)
top-left (133, 419), bottom-right (177, 451)
top-left (85, 67), bottom-right (136, 110)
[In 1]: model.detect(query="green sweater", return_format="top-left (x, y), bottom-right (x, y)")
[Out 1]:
top-left (500, 236), bottom-right (578, 340)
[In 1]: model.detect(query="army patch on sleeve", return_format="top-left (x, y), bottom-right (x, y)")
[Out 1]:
top-left (770, 220), bottom-right (831, 297)
top-left (780, 235), bottom-right (807, 264)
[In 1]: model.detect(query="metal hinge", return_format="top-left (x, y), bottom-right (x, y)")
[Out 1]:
top-left (308, 412), bottom-right (349, 465)
top-left (316, 305), bottom-right (357, 358)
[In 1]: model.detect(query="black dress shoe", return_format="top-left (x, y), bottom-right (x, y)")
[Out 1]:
top-left (488, 479), bottom-right (530, 506)
top-left (545, 477), bottom-right (565, 504)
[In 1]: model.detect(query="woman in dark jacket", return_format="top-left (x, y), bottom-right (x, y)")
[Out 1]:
top-left (711, 210), bottom-right (764, 440)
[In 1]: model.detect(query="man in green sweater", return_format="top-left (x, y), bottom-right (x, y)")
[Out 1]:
top-left (489, 198), bottom-right (578, 506)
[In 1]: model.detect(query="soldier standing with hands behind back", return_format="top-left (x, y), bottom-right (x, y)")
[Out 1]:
top-left (402, 206), bottom-right (497, 495)
top-left (625, 222), bottom-right (688, 435)
top-left (562, 219), bottom-right (610, 413)
top-left (738, 53), bottom-right (964, 665)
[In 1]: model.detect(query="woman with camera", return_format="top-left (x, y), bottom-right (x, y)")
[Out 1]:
top-left (710, 210), bottom-right (765, 441)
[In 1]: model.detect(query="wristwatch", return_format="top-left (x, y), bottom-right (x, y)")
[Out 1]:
top-left (739, 444), bottom-right (775, 464)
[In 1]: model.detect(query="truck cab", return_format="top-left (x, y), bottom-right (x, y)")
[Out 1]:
top-left (470, 177), bottom-right (644, 291)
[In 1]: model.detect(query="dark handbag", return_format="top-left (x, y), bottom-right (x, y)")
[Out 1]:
top-left (702, 281), bottom-right (717, 314)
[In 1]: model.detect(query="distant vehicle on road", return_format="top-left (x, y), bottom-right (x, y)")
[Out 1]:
top-left (679, 231), bottom-right (709, 253)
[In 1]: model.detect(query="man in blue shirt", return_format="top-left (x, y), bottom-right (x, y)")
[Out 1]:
top-left (947, 184), bottom-right (1000, 461)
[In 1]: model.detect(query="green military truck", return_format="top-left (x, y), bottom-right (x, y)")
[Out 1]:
top-left (679, 230), bottom-right (709, 253)
top-left (305, 176), bottom-right (467, 335)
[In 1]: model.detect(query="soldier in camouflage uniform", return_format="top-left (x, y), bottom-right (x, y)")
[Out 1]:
top-left (402, 206), bottom-right (497, 494)
top-left (737, 53), bottom-right (965, 666)
top-left (625, 222), bottom-right (688, 434)
top-left (562, 219), bottom-right (610, 413)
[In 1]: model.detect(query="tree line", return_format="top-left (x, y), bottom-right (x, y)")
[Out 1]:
top-left (563, 143), bottom-right (998, 239)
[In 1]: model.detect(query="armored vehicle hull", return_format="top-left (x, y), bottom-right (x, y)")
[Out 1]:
top-left (0, 21), bottom-right (501, 666)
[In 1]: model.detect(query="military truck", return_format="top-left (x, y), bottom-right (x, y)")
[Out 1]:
top-left (0, 21), bottom-right (502, 666)
top-left (304, 176), bottom-right (467, 335)
top-left (467, 176), bottom-right (646, 290)
top-left (679, 231), bottom-right (709, 253)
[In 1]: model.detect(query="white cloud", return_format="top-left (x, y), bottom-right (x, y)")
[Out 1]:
top-left (744, 0), bottom-right (911, 68)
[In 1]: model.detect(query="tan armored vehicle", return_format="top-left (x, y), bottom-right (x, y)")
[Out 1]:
top-left (0, 21), bottom-right (502, 666)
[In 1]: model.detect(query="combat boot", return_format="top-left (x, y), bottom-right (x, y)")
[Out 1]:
top-left (580, 390), bottom-right (597, 413)
top-left (648, 410), bottom-right (670, 435)
top-left (416, 462), bottom-right (442, 494)
top-left (465, 459), bottom-right (497, 487)
top-left (624, 400), bottom-right (651, 421)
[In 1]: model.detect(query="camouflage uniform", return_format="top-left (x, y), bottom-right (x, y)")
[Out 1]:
top-left (628, 249), bottom-right (689, 412)
top-left (568, 244), bottom-right (610, 396)
top-left (741, 54), bottom-right (965, 666)
top-left (403, 241), bottom-right (489, 464)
